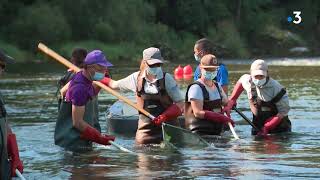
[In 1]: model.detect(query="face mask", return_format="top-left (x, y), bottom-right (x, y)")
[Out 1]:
top-left (202, 70), bottom-right (217, 80)
top-left (93, 72), bottom-right (105, 81)
top-left (252, 77), bottom-right (267, 87)
top-left (147, 67), bottom-right (163, 77)
top-left (194, 54), bottom-right (201, 62)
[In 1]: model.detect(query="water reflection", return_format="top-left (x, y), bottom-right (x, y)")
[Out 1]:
top-left (0, 62), bottom-right (320, 179)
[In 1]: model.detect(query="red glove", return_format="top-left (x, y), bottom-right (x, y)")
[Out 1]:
top-left (222, 82), bottom-right (244, 117)
top-left (152, 104), bottom-right (182, 126)
top-left (7, 133), bottom-right (23, 177)
top-left (258, 116), bottom-right (282, 136)
top-left (100, 77), bottom-right (111, 86)
top-left (80, 126), bottom-right (115, 145)
top-left (204, 111), bottom-right (235, 126)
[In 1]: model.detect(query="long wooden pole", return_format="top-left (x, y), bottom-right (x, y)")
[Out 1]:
top-left (37, 43), bottom-right (149, 154)
top-left (37, 43), bottom-right (155, 120)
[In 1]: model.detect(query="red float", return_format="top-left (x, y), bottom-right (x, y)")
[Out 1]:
top-left (183, 65), bottom-right (192, 76)
top-left (174, 65), bottom-right (183, 80)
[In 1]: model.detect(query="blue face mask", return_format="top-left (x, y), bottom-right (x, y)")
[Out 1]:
top-left (202, 70), bottom-right (217, 80)
top-left (93, 72), bottom-right (105, 81)
top-left (147, 67), bottom-right (162, 77)
top-left (194, 54), bottom-right (201, 62)
top-left (252, 77), bottom-right (267, 87)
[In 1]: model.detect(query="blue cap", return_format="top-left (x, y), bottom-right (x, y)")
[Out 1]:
top-left (84, 50), bottom-right (113, 67)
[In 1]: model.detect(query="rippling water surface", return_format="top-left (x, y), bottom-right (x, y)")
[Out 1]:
top-left (1, 59), bottom-right (319, 179)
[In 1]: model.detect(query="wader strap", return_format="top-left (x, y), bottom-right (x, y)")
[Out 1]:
top-left (185, 82), bottom-right (209, 102)
top-left (271, 88), bottom-right (286, 104)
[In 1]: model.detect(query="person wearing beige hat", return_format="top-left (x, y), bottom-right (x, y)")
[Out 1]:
top-left (185, 54), bottom-right (234, 136)
top-left (101, 47), bottom-right (184, 144)
top-left (223, 59), bottom-right (291, 136)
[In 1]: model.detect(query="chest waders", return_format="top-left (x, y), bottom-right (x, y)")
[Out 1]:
top-left (54, 95), bottom-right (101, 152)
top-left (0, 93), bottom-right (11, 179)
top-left (185, 82), bottom-right (224, 136)
top-left (135, 72), bottom-right (178, 144)
top-left (250, 85), bottom-right (291, 135)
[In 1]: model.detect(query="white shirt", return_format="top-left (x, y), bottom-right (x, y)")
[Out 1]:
top-left (187, 79), bottom-right (228, 105)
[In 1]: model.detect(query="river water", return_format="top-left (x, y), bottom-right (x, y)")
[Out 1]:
top-left (1, 58), bottom-right (320, 179)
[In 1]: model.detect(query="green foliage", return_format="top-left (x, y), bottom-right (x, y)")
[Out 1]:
top-left (208, 21), bottom-right (249, 58)
top-left (7, 3), bottom-right (71, 51)
top-left (59, 40), bottom-right (143, 63)
top-left (0, 41), bottom-right (30, 62)
top-left (0, 0), bottom-right (319, 62)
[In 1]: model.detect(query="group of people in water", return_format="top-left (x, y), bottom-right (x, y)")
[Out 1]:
top-left (55, 38), bottom-right (292, 151)
top-left (0, 38), bottom-right (292, 178)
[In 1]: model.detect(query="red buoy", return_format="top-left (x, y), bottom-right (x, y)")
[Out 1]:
top-left (174, 65), bottom-right (183, 80)
top-left (183, 65), bottom-right (192, 76)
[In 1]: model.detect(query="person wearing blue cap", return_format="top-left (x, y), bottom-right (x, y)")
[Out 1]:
top-left (54, 50), bottom-right (115, 151)
top-left (0, 50), bottom-right (24, 178)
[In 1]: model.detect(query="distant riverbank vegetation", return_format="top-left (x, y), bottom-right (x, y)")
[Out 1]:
top-left (0, 0), bottom-right (319, 62)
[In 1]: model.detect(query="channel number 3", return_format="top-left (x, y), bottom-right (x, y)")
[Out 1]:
top-left (293, 11), bottom-right (302, 24)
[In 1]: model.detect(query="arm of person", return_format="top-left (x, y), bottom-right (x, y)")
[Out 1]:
top-left (71, 105), bottom-right (90, 131)
top-left (102, 72), bottom-right (139, 93)
top-left (188, 84), bottom-right (234, 125)
top-left (190, 99), bottom-right (205, 118)
top-left (6, 124), bottom-right (23, 177)
top-left (164, 73), bottom-right (185, 112)
top-left (60, 81), bottom-right (70, 97)
top-left (72, 105), bottom-right (115, 145)
top-left (275, 91), bottom-right (290, 119)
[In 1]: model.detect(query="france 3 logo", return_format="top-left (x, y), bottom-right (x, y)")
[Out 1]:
top-left (287, 11), bottom-right (302, 24)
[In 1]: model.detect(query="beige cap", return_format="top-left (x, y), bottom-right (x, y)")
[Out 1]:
top-left (143, 47), bottom-right (163, 65)
top-left (251, 59), bottom-right (268, 76)
top-left (200, 54), bottom-right (219, 69)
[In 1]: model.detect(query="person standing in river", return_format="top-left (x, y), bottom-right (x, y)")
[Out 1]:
top-left (100, 47), bottom-right (184, 145)
top-left (223, 59), bottom-right (291, 136)
top-left (0, 50), bottom-right (23, 179)
top-left (57, 48), bottom-right (88, 110)
top-left (54, 50), bottom-right (115, 151)
top-left (193, 38), bottom-right (229, 94)
top-left (185, 54), bottom-right (234, 136)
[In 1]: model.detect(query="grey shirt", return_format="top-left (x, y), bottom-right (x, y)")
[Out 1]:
top-left (239, 74), bottom-right (290, 116)
top-left (113, 71), bottom-right (184, 103)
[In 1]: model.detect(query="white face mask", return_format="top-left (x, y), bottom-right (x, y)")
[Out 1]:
top-left (252, 77), bottom-right (267, 87)
top-left (147, 67), bottom-right (162, 77)
top-left (201, 70), bottom-right (217, 80)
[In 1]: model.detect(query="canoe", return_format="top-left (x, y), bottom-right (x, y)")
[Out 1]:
top-left (105, 99), bottom-right (185, 136)
top-left (105, 99), bottom-right (139, 136)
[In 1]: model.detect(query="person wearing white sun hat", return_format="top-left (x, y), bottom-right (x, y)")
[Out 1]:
top-left (223, 59), bottom-right (291, 136)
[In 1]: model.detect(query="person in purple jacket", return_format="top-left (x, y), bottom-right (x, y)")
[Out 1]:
top-left (54, 50), bottom-right (115, 151)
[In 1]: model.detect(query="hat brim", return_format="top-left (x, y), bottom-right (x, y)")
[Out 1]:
top-left (95, 60), bottom-right (113, 67)
top-left (251, 70), bottom-right (267, 77)
top-left (0, 51), bottom-right (15, 64)
top-left (146, 59), bottom-right (163, 65)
